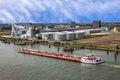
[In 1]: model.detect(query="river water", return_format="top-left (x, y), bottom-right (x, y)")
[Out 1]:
top-left (0, 41), bottom-right (120, 80)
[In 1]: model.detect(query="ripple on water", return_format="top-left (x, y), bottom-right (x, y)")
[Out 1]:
top-left (102, 63), bottom-right (120, 68)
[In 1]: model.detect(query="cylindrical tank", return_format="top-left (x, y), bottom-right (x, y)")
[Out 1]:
top-left (75, 31), bottom-right (85, 39)
top-left (11, 25), bottom-right (17, 36)
top-left (12, 26), bottom-right (15, 33)
top-left (54, 32), bottom-right (67, 41)
top-left (53, 32), bottom-right (59, 39)
top-left (29, 27), bottom-right (35, 38)
top-left (66, 32), bottom-right (76, 40)
top-left (41, 32), bottom-right (53, 40)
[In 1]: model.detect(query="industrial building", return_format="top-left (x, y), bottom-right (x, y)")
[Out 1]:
top-left (11, 25), bottom-right (26, 36)
top-left (93, 20), bottom-right (101, 28)
top-left (9, 20), bottom-right (120, 41)
top-left (11, 24), bottom-right (35, 38)
top-left (0, 20), bottom-right (120, 32)
top-left (53, 29), bottom-right (102, 41)
top-left (11, 23), bottom-right (108, 41)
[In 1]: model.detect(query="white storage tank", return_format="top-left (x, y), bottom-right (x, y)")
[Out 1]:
top-left (54, 32), bottom-right (67, 41)
top-left (41, 32), bottom-right (53, 40)
top-left (75, 31), bottom-right (85, 39)
top-left (12, 25), bottom-right (16, 33)
top-left (29, 27), bottom-right (35, 38)
top-left (84, 30), bottom-right (90, 35)
top-left (66, 32), bottom-right (76, 40)
top-left (11, 25), bottom-right (17, 36)
top-left (52, 32), bottom-right (58, 39)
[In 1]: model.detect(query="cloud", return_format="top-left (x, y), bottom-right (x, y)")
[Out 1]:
top-left (0, 9), bottom-right (15, 23)
top-left (0, 0), bottom-right (120, 23)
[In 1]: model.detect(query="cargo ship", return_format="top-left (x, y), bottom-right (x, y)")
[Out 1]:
top-left (18, 48), bottom-right (104, 64)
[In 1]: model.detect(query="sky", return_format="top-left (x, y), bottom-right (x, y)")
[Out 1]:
top-left (0, 0), bottom-right (120, 23)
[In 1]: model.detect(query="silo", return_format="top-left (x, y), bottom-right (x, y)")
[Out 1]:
top-left (41, 32), bottom-right (53, 40)
top-left (84, 30), bottom-right (90, 35)
top-left (54, 32), bottom-right (67, 41)
top-left (75, 31), bottom-right (85, 39)
top-left (53, 32), bottom-right (59, 39)
top-left (11, 25), bottom-right (17, 36)
top-left (29, 27), bottom-right (35, 38)
top-left (12, 26), bottom-right (15, 33)
top-left (66, 32), bottom-right (76, 40)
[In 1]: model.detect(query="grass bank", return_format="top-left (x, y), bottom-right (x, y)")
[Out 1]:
top-left (0, 31), bottom-right (11, 35)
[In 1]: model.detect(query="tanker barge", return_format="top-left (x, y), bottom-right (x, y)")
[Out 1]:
top-left (18, 48), bottom-right (81, 62)
top-left (18, 48), bottom-right (104, 64)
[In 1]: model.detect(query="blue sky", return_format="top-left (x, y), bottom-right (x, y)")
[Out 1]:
top-left (0, 0), bottom-right (120, 23)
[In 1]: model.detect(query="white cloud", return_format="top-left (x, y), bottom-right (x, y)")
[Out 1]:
top-left (0, 9), bottom-right (15, 23)
top-left (0, 0), bottom-right (120, 23)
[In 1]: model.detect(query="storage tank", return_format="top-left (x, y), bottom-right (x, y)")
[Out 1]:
top-left (41, 32), bottom-right (53, 40)
top-left (75, 31), bottom-right (85, 39)
top-left (53, 32), bottom-right (59, 39)
top-left (29, 27), bottom-right (35, 38)
top-left (12, 26), bottom-right (15, 33)
top-left (84, 30), bottom-right (90, 35)
top-left (66, 32), bottom-right (76, 40)
top-left (54, 32), bottom-right (67, 41)
top-left (11, 25), bottom-right (17, 36)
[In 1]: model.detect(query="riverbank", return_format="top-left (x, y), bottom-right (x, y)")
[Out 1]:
top-left (0, 32), bottom-right (120, 52)
top-left (67, 32), bottom-right (120, 51)
top-left (0, 37), bottom-right (119, 52)
top-left (0, 31), bottom-right (11, 35)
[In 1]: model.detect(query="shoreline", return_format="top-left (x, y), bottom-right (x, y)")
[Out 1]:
top-left (0, 36), bottom-right (120, 52)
